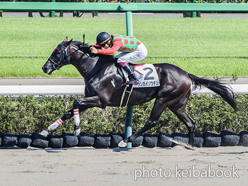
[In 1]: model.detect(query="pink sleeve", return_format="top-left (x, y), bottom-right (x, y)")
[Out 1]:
top-left (97, 39), bottom-right (123, 55)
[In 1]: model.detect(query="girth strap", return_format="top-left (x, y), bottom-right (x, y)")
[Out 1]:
top-left (119, 85), bottom-right (133, 107)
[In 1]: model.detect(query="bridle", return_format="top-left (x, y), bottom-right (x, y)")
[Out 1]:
top-left (48, 42), bottom-right (91, 70)
top-left (48, 44), bottom-right (72, 70)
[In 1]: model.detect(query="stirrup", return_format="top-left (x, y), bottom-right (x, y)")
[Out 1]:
top-left (124, 79), bottom-right (139, 85)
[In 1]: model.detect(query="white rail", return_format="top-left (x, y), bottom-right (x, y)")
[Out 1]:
top-left (191, 84), bottom-right (248, 94)
top-left (0, 84), bottom-right (247, 95)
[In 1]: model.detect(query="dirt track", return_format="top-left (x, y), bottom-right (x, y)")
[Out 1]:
top-left (0, 146), bottom-right (247, 186)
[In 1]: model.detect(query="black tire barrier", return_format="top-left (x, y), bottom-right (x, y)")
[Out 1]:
top-left (93, 134), bottom-right (111, 148)
top-left (78, 132), bottom-right (95, 147)
top-left (157, 133), bottom-right (172, 148)
top-left (142, 134), bottom-right (158, 148)
top-left (221, 130), bottom-right (240, 146)
top-left (1, 131), bottom-right (248, 149)
top-left (203, 132), bottom-right (221, 147)
top-left (171, 132), bottom-right (189, 147)
top-left (47, 135), bottom-right (63, 148)
top-left (109, 133), bottom-right (124, 148)
top-left (31, 133), bottom-right (49, 149)
top-left (18, 134), bottom-right (32, 148)
top-left (239, 131), bottom-right (248, 147)
top-left (1, 133), bottom-right (18, 147)
top-left (132, 135), bottom-right (143, 147)
top-left (194, 132), bottom-right (204, 148)
top-left (62, 132), bottom-right (78, 148)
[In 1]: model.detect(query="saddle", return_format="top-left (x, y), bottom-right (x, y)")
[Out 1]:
top-left (87, 59), bottom-right (160, 89)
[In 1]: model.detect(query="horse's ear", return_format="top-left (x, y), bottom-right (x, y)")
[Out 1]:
top-left (68, 39), bottom-right (73, 45)
top-left (63, 37), bottom-right (68, 42)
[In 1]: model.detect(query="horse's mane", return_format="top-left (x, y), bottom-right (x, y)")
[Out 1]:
top-left (72, 41), bottom-right (85, 47)
top-left (71, 41), bottom-right (116, 62)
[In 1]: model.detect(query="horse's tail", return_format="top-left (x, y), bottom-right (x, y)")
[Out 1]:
top-left (188, 73), bottom-right (239, 111)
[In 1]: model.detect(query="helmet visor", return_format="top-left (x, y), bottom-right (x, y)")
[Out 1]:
top-left (97, 37), bottom-right (111, 46)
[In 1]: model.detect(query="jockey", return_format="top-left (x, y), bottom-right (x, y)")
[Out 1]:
top-left (90, 32), bottom-right (148, 85)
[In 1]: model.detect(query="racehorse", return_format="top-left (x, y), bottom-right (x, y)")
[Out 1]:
top-left (40, 37), bottom-right (239, 148)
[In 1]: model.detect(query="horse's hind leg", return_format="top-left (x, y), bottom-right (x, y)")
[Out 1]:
top-left (169, 92), bottom-right (196, 147)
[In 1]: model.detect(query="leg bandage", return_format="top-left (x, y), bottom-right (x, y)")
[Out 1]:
top-left (48, 119), bottom-right (63, 131)
top-left (73, 109), bottom-right (81, 136)
top-left (74, 109), bottom-right (80, 126)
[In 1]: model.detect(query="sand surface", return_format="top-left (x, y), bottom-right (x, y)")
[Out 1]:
top-left (0, 146), bottom-right (247, 186)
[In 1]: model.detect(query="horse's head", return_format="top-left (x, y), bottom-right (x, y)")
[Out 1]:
top-left (42, 37), bottom-right (72, 75)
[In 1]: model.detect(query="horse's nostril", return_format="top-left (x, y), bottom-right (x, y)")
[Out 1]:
top-left (42, 66), bottom-right (47, 71)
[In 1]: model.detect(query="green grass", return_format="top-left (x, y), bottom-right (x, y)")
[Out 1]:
top-left (1, 17), bottom-right (248, 78)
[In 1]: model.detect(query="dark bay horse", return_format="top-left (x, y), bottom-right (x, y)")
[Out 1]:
top-left (40, 38), bottom-right (239, 148)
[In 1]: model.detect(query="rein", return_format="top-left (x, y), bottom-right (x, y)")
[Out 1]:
top-left (49, 43), bottom-right (89, 70)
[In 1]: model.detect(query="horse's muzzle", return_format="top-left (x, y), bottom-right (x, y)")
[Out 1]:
top-left (42, 65), bottom-right (53, 75)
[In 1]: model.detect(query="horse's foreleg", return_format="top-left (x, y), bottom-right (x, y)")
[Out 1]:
top-left (118, 119), bottom-right (159, 148)
top-left (127, 119), bottom-right (158, 142)
top-left (72, 96), bottom-right (103, 136)
top-left (39, 108), bottom-right (75, 137)
top-left (40, 119), bottom-right (63, 137)
top-left (119, 119), bottom-right (161, 148)
top-left (119, 98), bottom-right (168, 147)
top-left (73, 108), bottom-right (81, 136)
top-left (40, 96), bottom-right (103, 137)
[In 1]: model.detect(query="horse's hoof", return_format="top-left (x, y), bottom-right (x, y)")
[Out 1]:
top-left (184, 144), bottom-right (195, 150)
top-left (118, 140), bottom-right (127, 148)
top-left (40, 130), bottom-right (49, 137)
top-left (74, 128), bottom-right (81, 136)
top-left (169, 138), bottom-right (195, 150)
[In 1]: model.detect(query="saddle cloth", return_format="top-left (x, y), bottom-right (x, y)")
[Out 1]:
top-left (122, 63), bottom-right (160, 88)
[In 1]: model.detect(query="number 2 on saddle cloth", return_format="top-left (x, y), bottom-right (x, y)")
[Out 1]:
top-left (120, 63), bottom-right (160, 107)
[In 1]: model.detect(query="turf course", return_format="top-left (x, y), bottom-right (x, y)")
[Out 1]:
top-left (0, 17), bottom-right (248, 78)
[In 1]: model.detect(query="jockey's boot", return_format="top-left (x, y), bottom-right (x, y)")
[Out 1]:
top-left (122, 64), bottom-right (139, 85)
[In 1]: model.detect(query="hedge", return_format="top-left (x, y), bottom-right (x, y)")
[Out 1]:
top-left (0, 94), bottom-right (247, 135)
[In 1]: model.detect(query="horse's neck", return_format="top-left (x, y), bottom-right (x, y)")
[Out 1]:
top-left (70, 44), bottom-right (116, 80)
top-left (69, 44), bottom-right (95, 78)
top-left (73, 53), bottom-right (100, 79)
